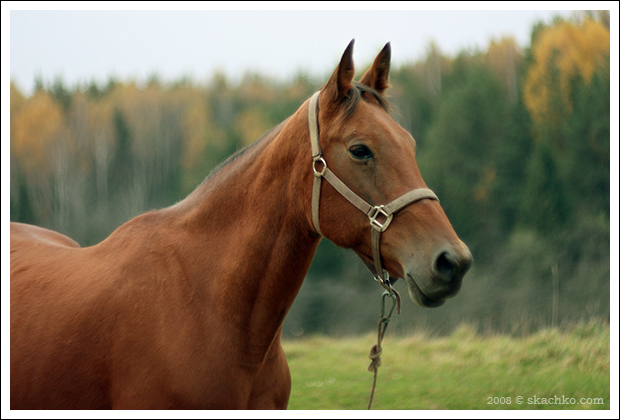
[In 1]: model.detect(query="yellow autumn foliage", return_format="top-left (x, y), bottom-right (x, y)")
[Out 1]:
top-left (523, 18), bottom-right (610, 137)
top-left (173, 88), bottom-right (211, 170)
top-left (11, 90), bottom-right (65, 172)
top-left (236, 107), bottom-right (271, 146)
top-left (10, 82), bottom-right (26, 117)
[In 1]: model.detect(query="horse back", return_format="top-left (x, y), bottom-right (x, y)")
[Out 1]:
top-left (11, 222), bottom-right (81, 249)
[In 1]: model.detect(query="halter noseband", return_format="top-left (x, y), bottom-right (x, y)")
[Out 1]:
top-left (308, 91), bottom-right (439, 287)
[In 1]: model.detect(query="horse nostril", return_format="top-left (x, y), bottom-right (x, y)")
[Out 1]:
top-left (433, 246), bottom-right (473, 283)
top-left (434, 251), bottom-right (457, 281)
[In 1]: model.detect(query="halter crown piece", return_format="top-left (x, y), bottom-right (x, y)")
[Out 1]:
top-left (307, 91), bottom-right (439, 288)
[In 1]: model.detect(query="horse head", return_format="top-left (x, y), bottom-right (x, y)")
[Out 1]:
top-left (311, 40), bottom-right (472, 307)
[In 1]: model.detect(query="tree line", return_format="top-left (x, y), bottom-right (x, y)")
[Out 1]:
top-left (10, 13), bottom-right (610, 336)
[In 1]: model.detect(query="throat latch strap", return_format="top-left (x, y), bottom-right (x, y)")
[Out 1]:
top-left (307, 91), bottom-right (439, 283)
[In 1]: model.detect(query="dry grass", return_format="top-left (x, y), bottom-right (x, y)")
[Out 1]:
top-left (283, 320), bottom-right (610, 410)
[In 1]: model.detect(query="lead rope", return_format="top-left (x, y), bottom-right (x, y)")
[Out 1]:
top-left (367, 280), bottom-right (400, 410)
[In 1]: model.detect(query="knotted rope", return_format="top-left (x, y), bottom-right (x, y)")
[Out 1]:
top-left (367, 285), bottom-right (400, 410)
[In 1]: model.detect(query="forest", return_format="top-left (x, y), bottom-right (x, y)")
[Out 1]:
top-left (9, 13), bottom-right (611, 337)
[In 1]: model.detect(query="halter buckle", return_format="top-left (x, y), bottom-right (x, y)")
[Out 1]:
top-left (313, 156), bottom-right (327, 177)
top-left (368, 205), bottom-right (393, 232)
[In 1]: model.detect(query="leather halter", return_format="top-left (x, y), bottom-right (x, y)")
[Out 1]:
top-left (308, 91), bottom-right (439, 286)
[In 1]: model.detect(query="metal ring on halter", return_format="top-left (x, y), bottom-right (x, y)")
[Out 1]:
top-left (313, 156), bottom-right (327, 177)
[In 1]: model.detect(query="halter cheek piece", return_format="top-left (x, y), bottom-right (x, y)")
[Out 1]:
top-left (307, 91), bottom-right (439, 288)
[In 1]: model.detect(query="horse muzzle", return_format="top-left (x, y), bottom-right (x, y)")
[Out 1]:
top-left (404, 241), bottom-right (473, 308)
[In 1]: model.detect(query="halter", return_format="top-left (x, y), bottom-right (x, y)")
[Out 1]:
top-left (308, 91), bottom-right (439, 288)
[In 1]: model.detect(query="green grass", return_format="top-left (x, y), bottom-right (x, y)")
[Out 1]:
top-left (283, 321), bottom-right (610, 410)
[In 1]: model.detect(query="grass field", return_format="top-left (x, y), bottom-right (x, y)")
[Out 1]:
top-left (282, 321), bottom-right (610, 410)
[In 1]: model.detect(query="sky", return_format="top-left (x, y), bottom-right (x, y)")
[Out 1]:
top-left (6, 6), bottom-right (581, 96)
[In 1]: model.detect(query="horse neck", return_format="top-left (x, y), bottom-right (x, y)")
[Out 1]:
top-left (168, 104), bottom-right (319, 349)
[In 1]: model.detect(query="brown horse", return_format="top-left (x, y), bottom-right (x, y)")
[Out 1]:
top-left (10, 41), bottom-right (472, 409)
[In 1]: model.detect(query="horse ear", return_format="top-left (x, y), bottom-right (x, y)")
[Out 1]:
top-left (321, 39), bottom-right (356, 103)
top-left (359, 42), bottom-right (391, 94)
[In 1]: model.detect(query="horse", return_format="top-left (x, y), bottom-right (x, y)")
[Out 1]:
top-left (10, 40), bottom-right (472, 409)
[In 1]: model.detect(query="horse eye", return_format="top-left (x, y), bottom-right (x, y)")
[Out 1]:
top-left (349, 145), bottom-right (374, 160)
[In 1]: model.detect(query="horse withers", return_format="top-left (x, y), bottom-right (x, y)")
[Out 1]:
top-left (10, 41), bottom-right (472, 409)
